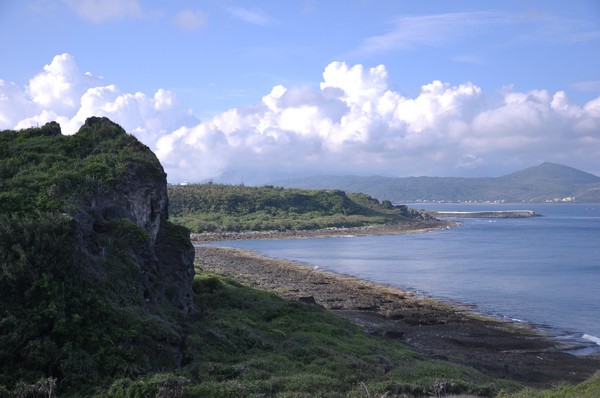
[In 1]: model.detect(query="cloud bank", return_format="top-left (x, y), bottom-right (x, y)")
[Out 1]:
top-left (2, 54), bottom-right (599, 183)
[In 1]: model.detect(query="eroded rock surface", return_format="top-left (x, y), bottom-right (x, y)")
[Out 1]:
top-left (74, 117), bottom-right (195, 316)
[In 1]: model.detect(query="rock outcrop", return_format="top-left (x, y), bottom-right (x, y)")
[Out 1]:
top-left (74, 117), bottom-right (195, 316)
top-left (0, 117), bottom-right (195, 393)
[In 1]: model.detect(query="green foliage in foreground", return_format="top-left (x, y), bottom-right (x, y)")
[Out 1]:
top-left (98, 271), bottom-right (518, 398)
top-left (498, 372), bottom-right (600, 398)
top-left (168, 183), bottom-right (423, 233)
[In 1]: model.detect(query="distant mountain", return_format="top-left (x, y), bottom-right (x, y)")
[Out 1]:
top-left (274, 163), bottom-right (600, 203)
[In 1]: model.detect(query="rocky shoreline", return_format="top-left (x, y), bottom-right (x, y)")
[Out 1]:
top-left (190, 219), bottom-right (454, 243)
top-left (193, 222), bottom-right (600, 389)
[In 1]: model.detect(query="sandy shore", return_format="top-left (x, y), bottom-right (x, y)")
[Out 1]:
top-left (193, 222), bottom-right (600, 388)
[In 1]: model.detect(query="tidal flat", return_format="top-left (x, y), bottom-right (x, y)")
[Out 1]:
top-left (196, 243), bottom-right (600, 389)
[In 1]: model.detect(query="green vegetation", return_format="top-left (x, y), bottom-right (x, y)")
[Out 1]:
top-left (168, 183), bottom-right (424, 233)
top-left (0, 118), bottom-right (189, 396)
top-left (498, 373), bottom-right (600, 398)
top-left (0, 119), bottom-right (162, 215)
top-left (100, 270), bottom-right (519, 397)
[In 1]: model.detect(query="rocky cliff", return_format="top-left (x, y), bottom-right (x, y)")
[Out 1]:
top-left (74, 117), bottom-right (195, 316)
top-left (0, 117), bottom-right (194, 393)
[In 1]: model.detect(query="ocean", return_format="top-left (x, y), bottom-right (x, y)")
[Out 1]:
top-left (208, 203), bottom-right (600, 356)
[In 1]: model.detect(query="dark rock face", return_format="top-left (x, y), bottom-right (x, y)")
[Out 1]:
top-left (74, 117), bottom-right (195, 316)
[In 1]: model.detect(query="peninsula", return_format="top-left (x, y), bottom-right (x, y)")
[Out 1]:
top-left (428, 210), bottom-right (538, 218)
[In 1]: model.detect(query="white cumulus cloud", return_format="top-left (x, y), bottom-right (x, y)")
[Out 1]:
top-left (2, 55), bottom-right (600, 182)
top-left (27, 53), bottom-right (100, 114)
top-left (153, 61), bottom-right (600, 181)
top-left (2, 53), bottom-right (197, 151)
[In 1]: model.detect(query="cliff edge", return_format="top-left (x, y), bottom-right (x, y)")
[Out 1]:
top-left (0, 117), bottom-right (194, 394)
top-left (73, 117), bottom-right (195, 316)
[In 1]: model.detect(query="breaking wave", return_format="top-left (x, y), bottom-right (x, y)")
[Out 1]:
top-left (582, 334), bottom-right (600, 346)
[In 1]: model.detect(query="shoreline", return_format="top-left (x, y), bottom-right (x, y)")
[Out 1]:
top-left (427, 210), bottom-right (538, 218)
top-left (193, 221), bottom-right (600, 387)
top-left (190, 219), bottom-right (455, 243)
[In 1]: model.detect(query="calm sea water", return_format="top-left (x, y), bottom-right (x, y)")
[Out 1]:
top-left (209, 203), bottom-right (600, 355)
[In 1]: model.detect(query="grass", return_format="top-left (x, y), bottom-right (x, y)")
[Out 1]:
top-left (94, 267), bottom-right (600, 397)
top-left (497, 372), bottom-right (600, 398)
top-left (100, 269), bottom-right (520, 397)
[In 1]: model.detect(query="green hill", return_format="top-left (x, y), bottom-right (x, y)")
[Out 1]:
top-left (275, 163), bottom-right (600, 203)
top-left (168, 183), bottom-right (429, 233)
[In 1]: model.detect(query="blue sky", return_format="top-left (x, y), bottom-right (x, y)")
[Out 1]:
top-left (1, 1), bottom-right (600, 183)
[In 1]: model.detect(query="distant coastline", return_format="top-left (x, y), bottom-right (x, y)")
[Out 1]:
top-left (274, 162), bottom-right (600, 203)
top-left (188, 210), bottom-right (539, 244)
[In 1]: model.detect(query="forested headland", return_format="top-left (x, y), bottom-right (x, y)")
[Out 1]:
top-left (168, 183), bottom-right (429, 233)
